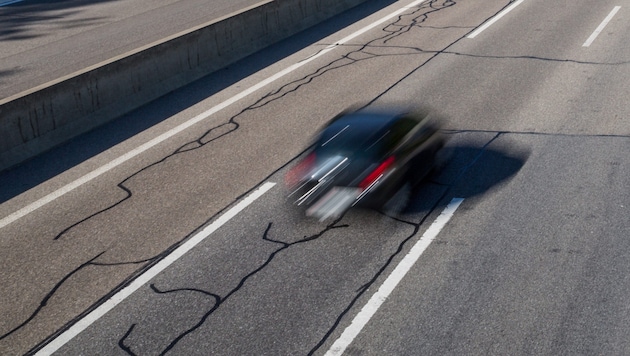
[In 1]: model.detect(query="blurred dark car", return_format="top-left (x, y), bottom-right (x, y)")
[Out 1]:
top-left (285, 107), bottom-right (444, 220)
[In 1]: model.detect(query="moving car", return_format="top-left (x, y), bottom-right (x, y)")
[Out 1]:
top-left (285, 107), bottom-right (444, 220)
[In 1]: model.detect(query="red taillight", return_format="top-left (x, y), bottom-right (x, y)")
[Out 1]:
top-left (359, 156), bottom-right (395, 190)
top-left (285, 152), bottom-right (316, 187)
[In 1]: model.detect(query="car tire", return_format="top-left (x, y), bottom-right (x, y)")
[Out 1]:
top-left (383, 181), bottom-right (411, 215)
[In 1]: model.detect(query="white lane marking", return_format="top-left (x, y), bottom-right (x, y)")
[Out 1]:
top-left (34, 182), bottom-right (276, 356)
top-left (582, 6), bottom-right (621, 47)
top-left (325, 198), bottom-right (464, 356)
top-left (467, 0), bottom-right (525, 39)
top-left (0, 0), bottom-right (430, 230)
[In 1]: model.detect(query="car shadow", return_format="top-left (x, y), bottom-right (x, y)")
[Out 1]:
top-left (405, 137), bottom-right (531, 214)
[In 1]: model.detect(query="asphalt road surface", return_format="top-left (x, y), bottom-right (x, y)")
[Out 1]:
top-left (1, 0), bottom-right (629, 354)
top-left (0, 0), bottom-right (262, 99)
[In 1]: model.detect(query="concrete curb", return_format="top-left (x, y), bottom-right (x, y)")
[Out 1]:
top-left (0, 0), bottom-right (370, 172)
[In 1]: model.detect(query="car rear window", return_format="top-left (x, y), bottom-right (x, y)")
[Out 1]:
top-left (317, 113), bottom-right (394, 154)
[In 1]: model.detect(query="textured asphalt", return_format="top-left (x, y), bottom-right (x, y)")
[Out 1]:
top-left (1, 0), bottom-right (629, 354)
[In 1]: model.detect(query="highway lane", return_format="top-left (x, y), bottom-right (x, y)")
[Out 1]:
top-left (326, 0), bottom-right (630, 354)
top-left (0, 0), bottom-right (263, 99)
top-left (1, 0), bottom-right (629, 354)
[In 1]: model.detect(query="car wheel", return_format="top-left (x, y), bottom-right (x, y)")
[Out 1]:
top-left (383, 181), bottom-right (411, 215)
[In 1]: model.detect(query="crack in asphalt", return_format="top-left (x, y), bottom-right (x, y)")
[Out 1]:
top-left (0, 252), bottom-right (104, 341)
top-left (118, 220), bottom-right (349, 355)
top-left (118, 323), bottom-right (137, 356)
top-left (52, 121), bottom-right (239, 241)
top-left (0, 250), bottom-right (171, 343)
top-left (120, 285), bottom-right (223, 356)
top-left (445, 128), bottom-right (630, 139)
top-left (243, 0), bottom-right (458, 110)
top-left (308, 210), bottom-right (436, 355)
top-left (331, 43), bottom-right (630, 66)
top-left (443, 51), bottom-right (630, 66)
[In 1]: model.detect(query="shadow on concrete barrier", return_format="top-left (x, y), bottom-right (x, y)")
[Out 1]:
top-left (0, 0), bottom-right (372, 172)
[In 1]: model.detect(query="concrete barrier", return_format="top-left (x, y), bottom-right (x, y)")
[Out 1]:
top-left (0, 0), bottom-right (371, 172)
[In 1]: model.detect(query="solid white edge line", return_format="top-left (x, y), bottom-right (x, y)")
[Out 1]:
top-left (467, 0), bottom-right (525, 39)
top-left (582, 6), bottom-right (621, 47)
top-left (325, 198), bottom-right (464, 356)
top-left (34, 182), bottom-right (276, 356)
top-left (0, 0), bottom-right (430, 231)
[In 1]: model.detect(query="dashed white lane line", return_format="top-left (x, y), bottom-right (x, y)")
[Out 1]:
top-left (467, 0), bottom-right (525, 39)
top-left (325, 197), bottom-right (464, 356)
top-left (34, 182), bottom-right (276, 356)
top-left (0, 0), bottom-right (430, 231)
top-left (582, 6), bottom-right (621, 47)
